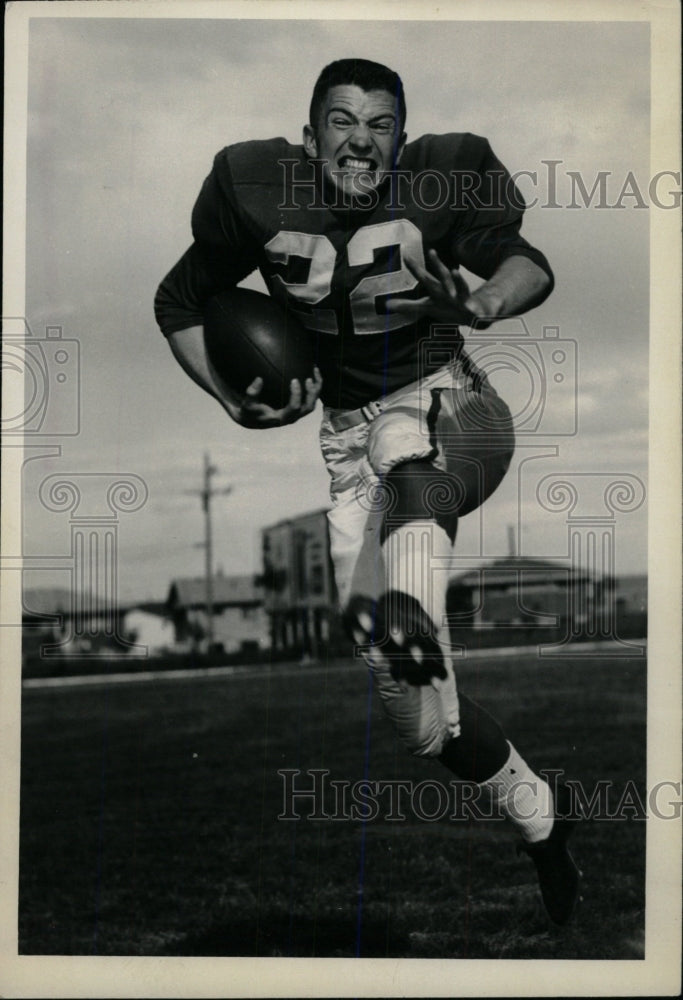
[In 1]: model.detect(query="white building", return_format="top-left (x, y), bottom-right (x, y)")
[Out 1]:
top-left (122, 607), bottom-right (175, 655)
top-left (166, 574), bottom-right (269, 654)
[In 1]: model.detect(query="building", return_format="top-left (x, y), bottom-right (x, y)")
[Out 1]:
top-left (23, 586), bottom-right (78, 658)
top-left (261, 508), bottom-right (340, 656)
top-left (445, 557), bottom-right (649, 645)
top-left (259, 508), bottom-right (646, 655)
top-left (165, 573), bottom-right (269, 654)
top-left (614, 574), bottom-right (647, 616)
top-left (447, 557), bottom-right (600, 629)
top-left (122, 605), bottom-right (175, 655)
top-left (22, 586), bottom-right (139, 657)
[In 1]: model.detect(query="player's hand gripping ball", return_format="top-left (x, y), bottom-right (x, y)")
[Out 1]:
top-left (204, 288), bottom-right (317, 411)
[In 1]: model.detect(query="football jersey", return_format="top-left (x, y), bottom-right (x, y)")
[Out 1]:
top-left (155, 133), bottom-right (553, 408)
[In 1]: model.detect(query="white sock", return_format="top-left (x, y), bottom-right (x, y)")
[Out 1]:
top-left (381, 521), bottom-right (460, 738)
top-left (478, 741), bottom-right (554, 843)
top-left (381, 520), bottom-right (453, 633)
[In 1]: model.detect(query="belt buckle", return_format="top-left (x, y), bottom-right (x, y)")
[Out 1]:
top-left (361, 399), bottom-right (383, 423)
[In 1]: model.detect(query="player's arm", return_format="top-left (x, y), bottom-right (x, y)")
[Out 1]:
top-left (387, 250), bottom-right (551, 329)
top-left (167, 324), bottom-right (322, 429)
top-left (166, 324), bottom-right (243, 419)
top-left (155, 184), bottom-right (322, 428)
top-left (466, 253), bottom-right (551, 320)
top-left (158, 261), bottom-right (324, 428)
top-left (386, 135), bottom-right (553, 328)
top-left (155, 252), bottom-right (262, 425)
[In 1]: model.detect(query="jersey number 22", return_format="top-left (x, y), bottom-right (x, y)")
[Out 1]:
top-left (264, 219), bottom-right (425, 336)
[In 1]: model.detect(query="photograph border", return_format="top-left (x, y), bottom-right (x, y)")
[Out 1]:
top-left (1, 1), bottom-right (681, 996)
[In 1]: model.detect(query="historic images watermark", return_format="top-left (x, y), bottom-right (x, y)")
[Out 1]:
top-left (277, 158), bottom-right (682, 213)
top-left (2, 315), bottom-right (150, 658)
top-left (1, 318), bottom-right (81, 438)
top-left (277, 768), bottom-right (679, 823)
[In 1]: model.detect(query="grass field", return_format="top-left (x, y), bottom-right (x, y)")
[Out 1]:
top-left (18, 649), bottom-right (646, 959)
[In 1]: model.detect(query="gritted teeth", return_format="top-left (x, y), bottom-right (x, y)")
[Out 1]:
top-left (338, 156), bottom-right (377, 170)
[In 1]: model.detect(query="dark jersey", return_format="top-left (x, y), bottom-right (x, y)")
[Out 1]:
top-left (155, 133), bottom-right (553, 408)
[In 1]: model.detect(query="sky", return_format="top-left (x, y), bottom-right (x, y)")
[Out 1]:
top-left (14, 11), bottom-right (658, 602)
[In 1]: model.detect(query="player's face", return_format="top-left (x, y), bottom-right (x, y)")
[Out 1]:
top-left (303, 85), bottom-right (406, 201)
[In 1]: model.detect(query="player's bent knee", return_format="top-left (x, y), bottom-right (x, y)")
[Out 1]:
top-left (382, 460), bottom-right (461, 542)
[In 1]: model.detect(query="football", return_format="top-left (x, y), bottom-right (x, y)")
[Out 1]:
top-left (204, 287), bottom-right (316, 411)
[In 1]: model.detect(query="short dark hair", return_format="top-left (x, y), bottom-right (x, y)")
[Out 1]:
top-left (309, 58), bottom-right (406, 131)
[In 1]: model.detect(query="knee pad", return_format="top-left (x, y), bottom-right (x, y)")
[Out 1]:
top-left (382, 460), bottom-right (461, 543)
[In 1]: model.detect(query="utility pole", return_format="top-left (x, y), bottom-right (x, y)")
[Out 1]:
top-left (188, 453), bottom-right (232, 650)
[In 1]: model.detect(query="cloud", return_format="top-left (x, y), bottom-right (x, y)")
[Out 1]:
top-left (19, 15), bottom-right (652, 599)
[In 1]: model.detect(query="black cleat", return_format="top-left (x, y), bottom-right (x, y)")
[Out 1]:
top-left (343, 590), bottom-right (447, 686)
top-left (518, 782), bottom-right (582, 925)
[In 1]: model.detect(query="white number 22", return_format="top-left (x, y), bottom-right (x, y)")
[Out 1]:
top-left (264, 219), bottom-right (425, 336)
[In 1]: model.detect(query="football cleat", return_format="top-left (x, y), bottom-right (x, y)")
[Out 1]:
top-left (343, 590), bottom-right (448, 686)
top-left (518, 782), bottom-right (582, 925)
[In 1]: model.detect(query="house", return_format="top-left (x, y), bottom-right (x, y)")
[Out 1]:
top-left (614, 574), bottom-right (647, 616)
top-left (22, 585), bottom-right (139, 656)
top-left (22, 587), bottom-right (75, 656)
top-left (122, 604), bottom-right (175, 655)
top-left (165, 573), bottom-right (269, 654)
top-left (447, 557), bottom-right (602, 629)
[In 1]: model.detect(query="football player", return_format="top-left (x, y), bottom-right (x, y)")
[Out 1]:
top-left (155, 58), bottom-right (581, 925)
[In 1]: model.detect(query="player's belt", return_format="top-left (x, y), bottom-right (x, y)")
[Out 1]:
top-left (328, 399), bottom-right (386, 432)
top-left (326, 362), bottom-right (480, 433)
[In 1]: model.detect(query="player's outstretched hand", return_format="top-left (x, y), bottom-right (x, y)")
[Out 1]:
top-left (385, 249), bottom-right (500, 329)
top-left (224, 366), bottom-right (323, 428)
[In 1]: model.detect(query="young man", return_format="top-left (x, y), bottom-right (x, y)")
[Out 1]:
top-left (155, 58), bottom-right (581, 925)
